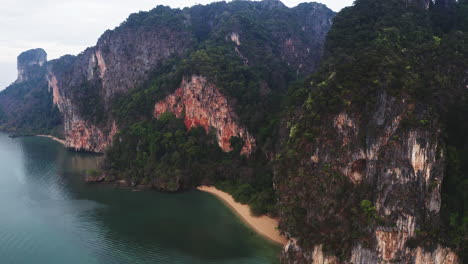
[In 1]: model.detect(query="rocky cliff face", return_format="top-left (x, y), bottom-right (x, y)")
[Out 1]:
top-left (279, 91), bottom-right (460, 263)
top-left (154, 75), bottom-right (255, 155)
top-left (283, 3), bottom-right (334, 74)
top-left (284, 242), bottom-right (458, 264)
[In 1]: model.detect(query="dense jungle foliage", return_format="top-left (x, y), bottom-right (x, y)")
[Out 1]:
top-left (104, 113), bottom-right (277, 215)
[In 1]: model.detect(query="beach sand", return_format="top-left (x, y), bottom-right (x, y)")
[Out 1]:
top-left (36, 135), bottom-right (66, 146)
top-left (197, 185), bottom-right (287, 245)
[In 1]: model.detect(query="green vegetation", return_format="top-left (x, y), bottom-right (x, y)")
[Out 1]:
top-left (112, 57), bottom-right (184, 126)
top-left (216, 180), bottom-right (276, 216)
top-left (104, 112), bottom-right (277, 213)
top-left (104, 113), bottom-right (223, 190)
top-left (76, 81), bottom-right (105, 125)
top-left (439, 3), bottom-right (468, 258)
top-left (360, 200), bottom-right (378, 220)
top-left (86, 169), bottom-right (102, 178)
top-left (442, 125), bottom-right (468, 260)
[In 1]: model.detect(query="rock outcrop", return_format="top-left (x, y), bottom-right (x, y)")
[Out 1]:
top-left (284, 242), bottom-right (458, 264)
top-left (16, 49), bottom-right (47, 84)
top-left (154, 75), bottom-right (255, 155)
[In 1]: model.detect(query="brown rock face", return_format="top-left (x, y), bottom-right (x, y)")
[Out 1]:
top-left (154, 75), bottom-right (255, 156)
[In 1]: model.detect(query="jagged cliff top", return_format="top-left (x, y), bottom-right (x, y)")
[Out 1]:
top-left (260, 0), bottom-right (287, 9)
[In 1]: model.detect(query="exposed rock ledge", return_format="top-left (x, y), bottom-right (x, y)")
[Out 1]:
top-left (283, 241), bottom-right (459, 264)
top-left (154, 75), bottom-right (255, 156)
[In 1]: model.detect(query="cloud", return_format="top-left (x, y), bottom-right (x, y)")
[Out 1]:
top-left (0, 0), bottom-right (353, 88)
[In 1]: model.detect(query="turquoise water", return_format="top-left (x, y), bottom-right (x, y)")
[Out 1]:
top-left (0, 133), bottom-right (280, 263)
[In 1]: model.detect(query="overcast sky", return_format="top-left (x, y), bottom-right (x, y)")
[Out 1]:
top-left (0, 0), bottom-right (353, 88)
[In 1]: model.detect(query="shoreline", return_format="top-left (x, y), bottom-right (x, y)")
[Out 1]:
top-left (36, 135), bottom-right (66, 145)
top-left (197, 185), bottom-right (287, 245)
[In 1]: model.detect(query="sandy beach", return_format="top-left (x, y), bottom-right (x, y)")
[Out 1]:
top-left (197, 185), bottom-right (287, 245)
top-left (36, 135), bottom-right (66, 145)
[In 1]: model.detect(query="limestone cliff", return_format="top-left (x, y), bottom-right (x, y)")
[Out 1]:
top-left (279, 91), bottom-right (459, 263)
top-left (154, 75), bottom-right (255, 156)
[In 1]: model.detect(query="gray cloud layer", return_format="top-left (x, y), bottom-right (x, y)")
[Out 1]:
top-left (0, 0), bottom-right (353, 88)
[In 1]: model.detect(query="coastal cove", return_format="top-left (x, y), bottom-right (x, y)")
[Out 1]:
top-left (0, 132), bottom-right (280, 263)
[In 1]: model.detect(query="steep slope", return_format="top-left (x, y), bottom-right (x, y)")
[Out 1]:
top-left (278, 0), bottom-right (467, 263)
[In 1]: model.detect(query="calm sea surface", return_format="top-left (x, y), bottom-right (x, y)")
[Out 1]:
top-left (0, 133), bottom-right (279, 263)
